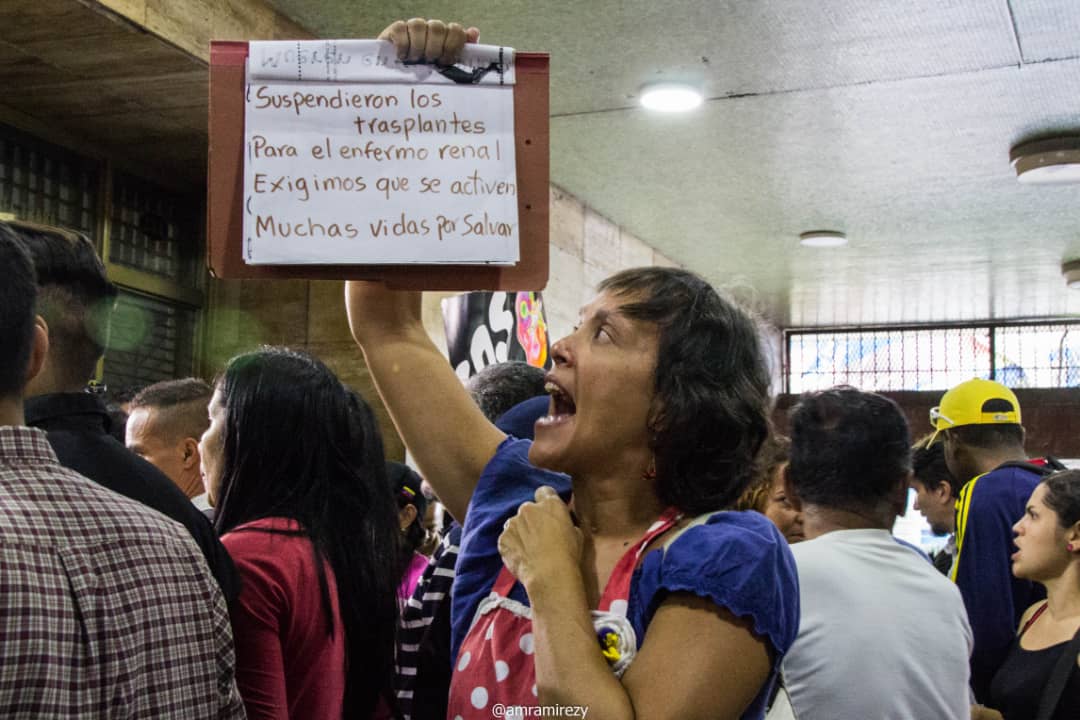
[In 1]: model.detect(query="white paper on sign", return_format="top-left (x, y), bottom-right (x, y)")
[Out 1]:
top-left (243, 39), bottom-right (519, 266)
top-left (247, 40), bottom-right (515, 85)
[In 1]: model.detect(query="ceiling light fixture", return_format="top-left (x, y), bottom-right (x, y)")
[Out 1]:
top-left (639, 83), bottom-right (703, 113)
top-left (1010, 137), bottom-right (1080, 184)
top-left (1063, 260), bottom-right (1080, 290)
top-left (799, 230), bottom-right (848, 248)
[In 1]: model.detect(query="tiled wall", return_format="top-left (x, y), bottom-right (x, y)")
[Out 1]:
top-left (542, 185), bottom-right (681, 344)
top-left (201, 277), bottom-right (394, 450)
top-left (202, 185), bottom-right (681, 459)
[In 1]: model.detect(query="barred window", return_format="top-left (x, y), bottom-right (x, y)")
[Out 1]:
top-left (0, 124), bottom-right (204, 394)
top-left (995, 324), bottom-right (1080, 388)
top-left (787, 323), bottom-right (1080, 393)
top-left (103, 289), bottom-right (196, 390)
top-left (109, 172), bottom-right (200, 286)
top-left (0, 125), bottom-right (98, 234)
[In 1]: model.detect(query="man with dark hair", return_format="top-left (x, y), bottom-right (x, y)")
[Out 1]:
top-left (6, 221), bottom-right (237, 602)
top-left (928, 378), bottom-right (1050, 703)
top-left (464, 360), bottom-right (546, 424)
top-left (779, 386), bottom-right (971, 719)
top-left (911, 436), bottom-right (961, 574)
top-left (0, 227), bottom-right (39, 394)
top-left (0, 228), bottom-right (244, 716)
top-left (127, 377), bottom-right (213, 510)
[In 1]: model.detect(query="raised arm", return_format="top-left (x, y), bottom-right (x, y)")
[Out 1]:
top-left (345, 281), bottom-right (505, 522)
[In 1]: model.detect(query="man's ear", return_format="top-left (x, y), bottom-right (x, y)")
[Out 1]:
top-left (180, 437), bottom-right (200, 469)
top-left (25, 316), bottom-right (50, 385)
top-left (932, 479), bottom-right (954, 503)
top-left (781, 463), bottom-right (803, 512)
top-left (942, 430), bottom-right (967, 471)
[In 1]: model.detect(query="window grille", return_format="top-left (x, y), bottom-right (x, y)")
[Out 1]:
top-left (0, 125), bottom-right (98, 234)
top-left (787, 323), bottom-right (1080, 393)
top-left (103, 289), bottom-right (196, 390)
top-left (995, 323), bottom-right (1080, 388)
top-left (108, 172), bottom-right (200, 286)
top-left (0, 124), bottom-right (204, 392)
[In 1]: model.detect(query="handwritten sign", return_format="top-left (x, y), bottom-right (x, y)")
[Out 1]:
top-left (243, 40), bottom-right (518, 265)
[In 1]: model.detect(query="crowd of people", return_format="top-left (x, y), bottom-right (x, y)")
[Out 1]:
top-left (0, 18), bottom-right (1077, 720)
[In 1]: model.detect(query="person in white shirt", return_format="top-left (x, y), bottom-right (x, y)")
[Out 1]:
top-left (126, 378), bottom-right (214, 511)
top-left (778, 386), bottom-right (973, 720)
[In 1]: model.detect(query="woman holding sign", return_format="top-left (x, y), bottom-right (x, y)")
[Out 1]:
top-left (347, 142), bottom-right (798, 719)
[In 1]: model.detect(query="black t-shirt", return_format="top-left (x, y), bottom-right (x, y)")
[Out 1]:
top-left (26, 393), bottom-right (239, 603)
top-left (990, 606), bottom-right (1080, 720)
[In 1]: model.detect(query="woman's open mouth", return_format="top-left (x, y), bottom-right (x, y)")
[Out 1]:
top-left (537, 380), bottom-right (576, 427)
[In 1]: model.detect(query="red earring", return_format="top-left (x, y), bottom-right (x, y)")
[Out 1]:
top-left (1068, 543), bottom-right (1076, 552)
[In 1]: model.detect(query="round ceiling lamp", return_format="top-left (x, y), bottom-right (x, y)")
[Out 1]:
top-left (1010, 137), bottom-right (1080, 184)
top-left (639, 83), bottom-right (703, 113)
top-left (799, 230), bottom-right (848, 248)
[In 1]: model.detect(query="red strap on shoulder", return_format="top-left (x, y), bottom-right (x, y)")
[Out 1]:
top-left (491, 565), bottom-right (518, 595)
top-left (1020, 601), bottom-right (1050, 636)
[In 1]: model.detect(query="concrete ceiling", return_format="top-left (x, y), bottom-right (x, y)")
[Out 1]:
top-left (261, 0), bottom-right (1080, 328)
top-left (0, 0), bottom-right (211, 187)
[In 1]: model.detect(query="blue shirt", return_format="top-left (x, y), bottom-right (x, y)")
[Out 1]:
top-left (452, 437), bottom-right (800, 719)
top-left (953, 464), bottom-right (1047, 703)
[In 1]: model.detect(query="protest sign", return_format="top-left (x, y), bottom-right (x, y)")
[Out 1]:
top-left (207, 41), bottom-right (550, 290)
top-left (243, 39), bottom-right (518, 265)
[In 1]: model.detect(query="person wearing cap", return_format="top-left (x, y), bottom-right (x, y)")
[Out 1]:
top-left (928, 378), bottom-right (1049, 703)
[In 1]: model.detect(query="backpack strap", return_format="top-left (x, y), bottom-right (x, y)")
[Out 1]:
top-left (1041, 456), bottom-right (1069, 473)
top-left (661, 512), bottom-right (716, 553)
top-left (1034, 626), bottom-right (1080, 720)
top-left (632, 512), bottom-right (715, 571)
top-left (995, 460), bottom-right (1057, 477)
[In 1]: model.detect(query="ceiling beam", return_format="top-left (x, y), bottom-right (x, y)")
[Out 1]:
top-left (83, 0), bottom-right (314, 63)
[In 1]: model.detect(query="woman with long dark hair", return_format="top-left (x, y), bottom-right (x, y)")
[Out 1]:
top-left (200, 347), bottom-right (402, 720)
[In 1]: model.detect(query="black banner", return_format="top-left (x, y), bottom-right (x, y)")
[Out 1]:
top-left (442, 291), bottom-right (552, 378)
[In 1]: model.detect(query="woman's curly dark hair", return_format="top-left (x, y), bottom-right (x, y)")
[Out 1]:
top-left (597, 267), bottom-right (771, 514)
top-left (1043, 469), bottom-right (1080, 529)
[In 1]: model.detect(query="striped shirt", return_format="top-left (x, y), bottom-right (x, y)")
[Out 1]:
top-left (394, 523), bottom-right (461, 720)
top-left (0, 426), bottom-right (245, 719)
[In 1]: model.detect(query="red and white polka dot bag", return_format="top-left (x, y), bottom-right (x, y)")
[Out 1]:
top-left (447, 509), bottom-right (682, 719)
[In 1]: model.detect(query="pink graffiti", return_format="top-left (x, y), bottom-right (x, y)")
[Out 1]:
top-left (515, 292), bottom-right (548, 368)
